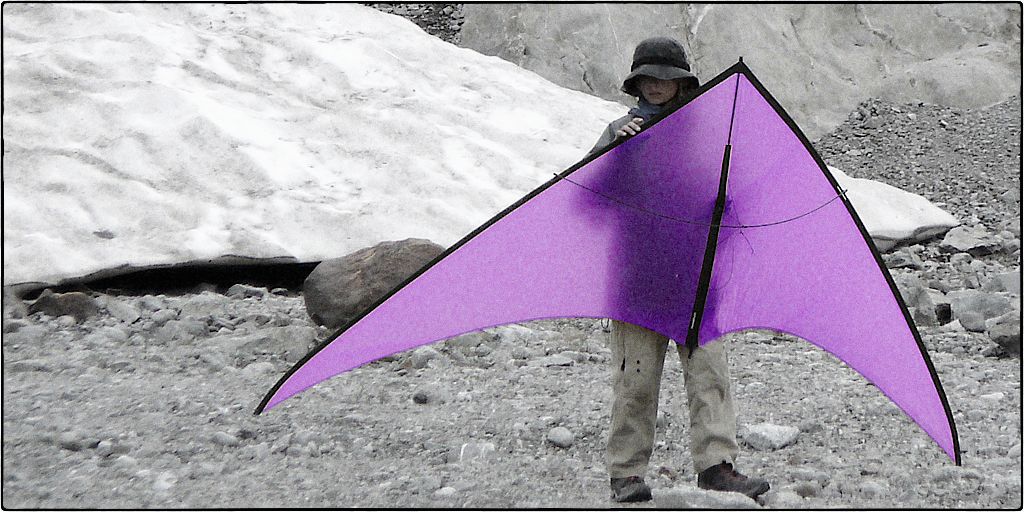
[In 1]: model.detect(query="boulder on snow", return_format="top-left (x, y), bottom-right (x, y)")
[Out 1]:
top-left (948, 290), bottom-right (1013, 332)
top-left (303, 239), bottom-right (445, 329)
top-left (28, 290), bottom-right (99, 322)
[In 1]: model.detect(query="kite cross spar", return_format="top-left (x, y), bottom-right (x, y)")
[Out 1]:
top-left (257, 59), bottom-right (960, 466)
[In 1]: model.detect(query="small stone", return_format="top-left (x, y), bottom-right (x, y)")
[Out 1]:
top-left (858, 480), bottom-right (887, 498)
top-left (791, 481), bottom-right (820, 498)
top-left (57, 315), bottom-right (76, 327)
top-left (211, 431), bottom-right (240, 447)
top-left (761, 490), bottom-right (804, 507)
top-left (987, 310), bottom-right (1021, 356)
top-left (410, 346), bottom-right (441, 369)
top-left (8, 359), bottom-right (53, 373)
top-left (226, 284), bottom-right (269, 299)
top-left (101, 297), bottom-right (142, 324)
top-left (95, 440), bottom-right (115, 457)
top-left (151, 309), bottom-right (178, 326)
top-left (59, 431), bottom-right (98, 451)
top-left (530, 354), bottom-right (574, 367)
top-left (547, 426), bottom-right (574, 448)
top-left (412, 389), bottom-right (434, 404)
top-left (979, 392), bottom-right (1005, 402)
top-left (434, 486), bottom-right (457, 497)
top-left (2, 319), bottom-right (28, 333)
top-left (741, 423), bottom-right (800, 450)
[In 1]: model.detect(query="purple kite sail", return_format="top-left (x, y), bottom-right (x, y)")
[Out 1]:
top-left (257, 61), bottom-right (960, 465)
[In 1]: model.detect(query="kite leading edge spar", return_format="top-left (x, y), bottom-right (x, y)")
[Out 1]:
top-left (257, 61), bottom-right (960, 465)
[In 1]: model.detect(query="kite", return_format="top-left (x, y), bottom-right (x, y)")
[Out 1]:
top-left (257, 60), bottom-right (960, 465)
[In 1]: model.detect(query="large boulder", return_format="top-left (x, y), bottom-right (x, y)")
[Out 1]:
top-left (461, 4), bottom-right (1020, 139)
top-left (27, 290), bottom-right (99, 323)
top-left (303, 239), bottom-right (445, 329)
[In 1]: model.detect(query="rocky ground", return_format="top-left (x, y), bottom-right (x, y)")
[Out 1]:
top-left (3, 6), bottom-right (1021, 510)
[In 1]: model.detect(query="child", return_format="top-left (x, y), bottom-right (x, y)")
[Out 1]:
top-left (590, 36), bottom-right (770, 503)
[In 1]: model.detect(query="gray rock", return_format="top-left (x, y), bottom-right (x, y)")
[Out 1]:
top-left (99, 297), bottom-right (141, 324)
top-left (547, 427), bottom-right (574, 448)
top-left (28, 290), bottom-right (99, 322)
top-left (59, 431), bottom-right (99, 451)
top-left (7, 359), bottom-right (53, 373)
top-left (949, 290), bottom-right (1012, 332)
top-left (530, 354), bottom-right (575, 367)
top-left (461, 4), bottom-right (1018, 141)
top-left (150, 309), bottom-right (178, 326)
top-left (855, 479), bottom-right (888, 499)
top-left (983, 271), bottom-right (1022, 295)
top-left (155, 319), bottom-right (207, 343)
top-left (241, 361), bottom-right (277, 378)
top-left (434, 486), bottom-right (457, 497)
top-left (791, 481), bottom-right (821, 498)
top-left (987, 310), bottom-right (1021, 356)
top-left (894, 274), bottom-right (938, 326)
top-left (941, 225), bottom-right (1000, 256)
top-left (56, 315), bottom-right (76, 327)
top-left (95, 440), bottom-right (115, 457)
top-left (741, 423), bottom-right (800, 451)
top-left (885, 248), bottom-right (924, 269)
top-left (760, 490), bottom-right (804, 508)
top-left (138, 295), bottom-right (168, 312)
top-left (410, 346), bottom-right (441, 369)
top-left (231, 326), bottom-right (316, 364)
top-left (226, 284), bottom-right (269, 299)
top-left (211, 431), bottom-right (240, 447)
top-left (303, 238), bottom-right (445, 329)
top-left (656, 487), bottom-right (760, 509)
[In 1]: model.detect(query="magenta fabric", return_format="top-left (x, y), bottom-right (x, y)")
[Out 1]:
top-left (259, 64), bottom-right (958, 464)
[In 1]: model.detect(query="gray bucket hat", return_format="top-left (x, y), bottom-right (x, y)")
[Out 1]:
top-left (621, 37), bottom-right (699, 97)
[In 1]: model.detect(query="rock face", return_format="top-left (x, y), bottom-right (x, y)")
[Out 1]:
top-left (460, 4), bottom-right (1020, 139)
top-left (303, 239), bottom-right (445, 329)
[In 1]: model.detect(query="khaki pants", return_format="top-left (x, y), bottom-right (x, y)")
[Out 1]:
top-left (607, 320), bottom-right (739, 477)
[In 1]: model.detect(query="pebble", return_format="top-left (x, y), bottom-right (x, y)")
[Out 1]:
top-left (151, 309), bottom-right (178, 325)
top-left (95, 440), bottom-right (115, 457)
top-left (56, 315), bottom-right (76, 327)
top-left (410, 346), bottom-right (441, 369)
top-left (791, 481), bottom-right (820, 498)
top-left (226, 284), bottom-right (268, 299)
top-left (761, 490), bottom-right (804, 507)
top-left (741, 423), bottom-right (800, 450)
top-left (58, 431), bottom-right (99, 451)
top-left (547, 426), bottom-right (574, 448)
top-left (434, 486), bottom-right (457, 497)
top-left (211, 431), bottom-right (240, 447)
top-left (1007, 443), bottom-right (1022, 458)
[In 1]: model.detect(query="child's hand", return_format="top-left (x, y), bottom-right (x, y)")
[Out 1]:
top-left (614, 117), bottom-right (644, 140)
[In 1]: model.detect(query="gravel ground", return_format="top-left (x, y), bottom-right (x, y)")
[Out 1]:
top-left (3, 7), bottom-right (1021, 509)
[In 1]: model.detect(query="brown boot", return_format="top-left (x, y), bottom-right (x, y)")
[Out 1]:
top-left (610, 476), bottom-right (652, 502)
top-left (697, 462), bottom-right (770, 499)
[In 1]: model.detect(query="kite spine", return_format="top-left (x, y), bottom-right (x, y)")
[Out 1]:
top-left (686, 144), bottom-right (731, 357)
top-left (686, 73), bottom-right (741, 357)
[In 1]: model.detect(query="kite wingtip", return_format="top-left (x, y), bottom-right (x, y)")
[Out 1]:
top-left (739, 56), bottom-right (744, 63)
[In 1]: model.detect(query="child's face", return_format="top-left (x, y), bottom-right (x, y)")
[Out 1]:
top-left (638, 76), bottom-right (679, 105)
